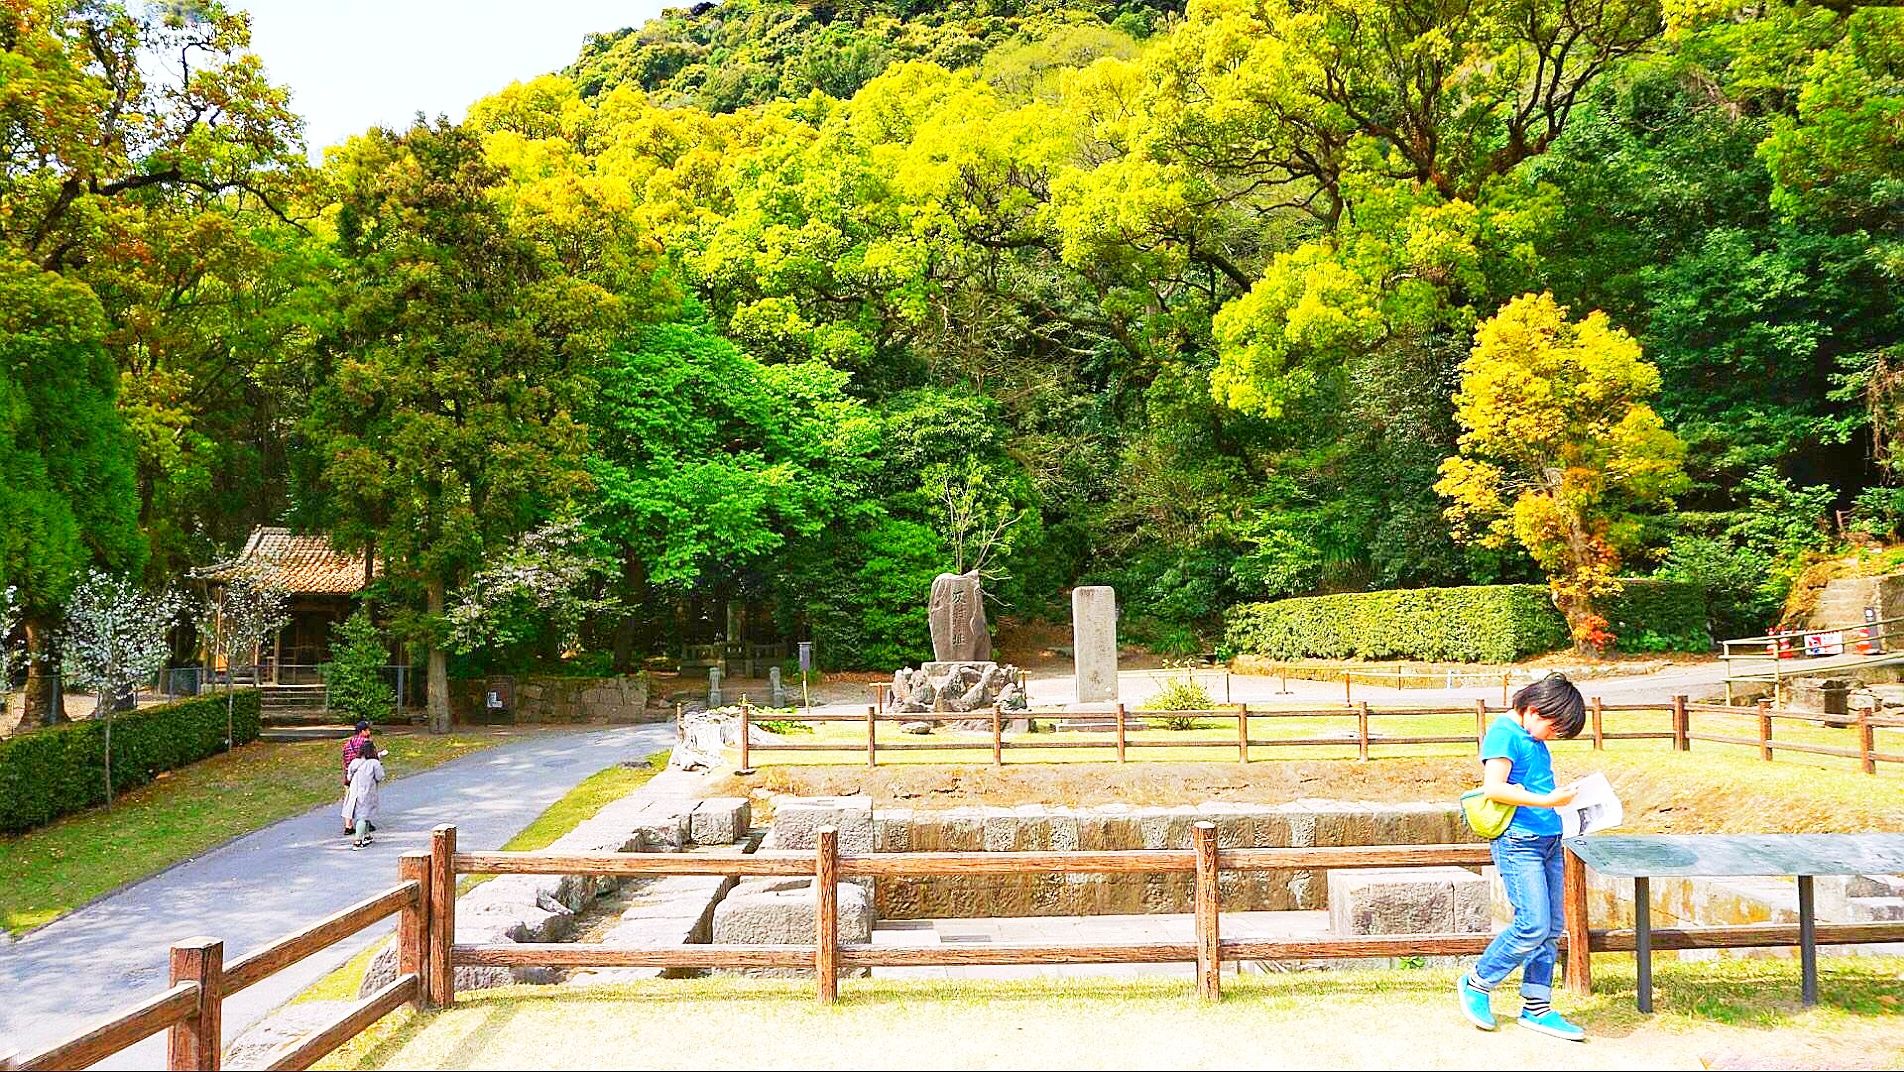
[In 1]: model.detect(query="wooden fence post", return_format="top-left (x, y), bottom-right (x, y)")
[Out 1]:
top-left (1236, 704), bottom-right (1250, 763)
top-left (1355, 701), bottom-right (1370, 762)
top-left (1672, 695), bottom-right (1690, 752)
top-left (739, 701), bottom-right (752, 772)
top-left (399, 852), bottom-right (432, 1009)
top-left (1342, 671), bottom-right (1352, 705)
top-left (429, 824), bottom-right (457, 1007)
top-left (1860, 705), bottom-right (1878, 776)
top-left (865, 705), bottom-right (877, 768)
top-left (1193, 822), bottom-right (1221, 1001)
top-left (869, 683), bottom-right (884, 712)
top-left (1501, 672), bottom-right (1511, 708)
top-left (1474, 699), bottom-right (1488, 752)
top-left (167, 937), bottom-right (223, 1071)
top-left (1562, 848), bottom-right (1591, 995)
top-left (991, 706), bottom-right (1004, 766)
top-left (816, 826), bottom-right (839, 1004)
top-left (1590, 697), bottom-right (1604, 751)
top-left (1115, 703), bottom-right (1127, 763)
top-left (1757, 698), bottom-right (1774, 762)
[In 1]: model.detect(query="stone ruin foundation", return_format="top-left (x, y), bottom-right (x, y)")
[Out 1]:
top-left (889, 661), bottom-right (1029, 721)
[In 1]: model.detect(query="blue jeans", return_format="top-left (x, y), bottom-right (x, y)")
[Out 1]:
top-left (1473, 833), bottom-right (1564, 1000)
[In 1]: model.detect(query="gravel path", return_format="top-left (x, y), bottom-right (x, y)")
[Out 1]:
top-left (0, 723), bottom-right (677, 1068)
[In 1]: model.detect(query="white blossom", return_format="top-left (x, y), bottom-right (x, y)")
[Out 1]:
top-left (63, 572), bottom-right (185, 711)
top-left (446, 518), bottom-right (618, 654)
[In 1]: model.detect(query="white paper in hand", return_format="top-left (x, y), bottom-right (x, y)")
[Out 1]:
top-left (1558, 772), bottom-right (1623, 838)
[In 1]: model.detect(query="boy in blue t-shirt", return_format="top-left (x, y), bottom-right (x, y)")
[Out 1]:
top-left (1457, 673), bottom-right (1588, 1041)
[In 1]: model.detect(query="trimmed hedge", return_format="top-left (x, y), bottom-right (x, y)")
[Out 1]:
top-left (0, 689), bottom-right (261, 835)
top-left (1224, 580), bottom-right (1709, 664)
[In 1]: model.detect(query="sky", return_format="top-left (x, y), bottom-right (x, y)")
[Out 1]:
top-left (234, 1), bottom-right (671, 159)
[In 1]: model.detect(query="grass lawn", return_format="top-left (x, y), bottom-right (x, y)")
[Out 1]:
top-left (314, 957), bottom-right (1904, 1070)
top-left (0, 732), bottom-right (521, 935)
top-left (294, 757), bottom-right (663, 1004)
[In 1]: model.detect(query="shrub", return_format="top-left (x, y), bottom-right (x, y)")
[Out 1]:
top-left (0, 689), bottom-right (262, 834)
top-left (1224, 581), bottom-right (1708, 662)
top-left (1140, 677), bottom-right (1216, 729)
top-left (323, 609), bottom-right (397, 724)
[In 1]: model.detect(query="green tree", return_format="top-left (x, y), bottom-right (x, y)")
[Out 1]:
top-left (1437, 293), bottom-right (1689, 651)
top-left (299, 121), bottom-right (618, 731)
top-left (322, 608), bottom-right (396, 725)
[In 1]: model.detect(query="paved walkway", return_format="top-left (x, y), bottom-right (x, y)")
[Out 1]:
top-left (0, 723), bottom-right (679, 1068)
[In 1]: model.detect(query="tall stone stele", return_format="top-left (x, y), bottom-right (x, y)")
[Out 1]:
top-left (1072, 585), bottom-right (1118, 702)
top-left (928, 570), bottom-right (992, 663)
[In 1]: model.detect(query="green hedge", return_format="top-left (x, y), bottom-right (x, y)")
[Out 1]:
top-left (1224, 581), bottom-right (1709, 663)
top-left (0, 689), bottom-right (261, 835)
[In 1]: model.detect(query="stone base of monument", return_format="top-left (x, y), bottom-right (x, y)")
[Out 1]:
top-left (890, 661), bottom-right (1029, 722)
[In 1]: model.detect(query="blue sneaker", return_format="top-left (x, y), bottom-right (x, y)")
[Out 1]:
top-left (1518, 1007), bottom-right (1586, 1041)
top-left (1457, 974), bottom-right (1496, 1031)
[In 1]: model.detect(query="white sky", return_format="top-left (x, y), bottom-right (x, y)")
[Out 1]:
top-left (234, 1), bottom-right (671, 158)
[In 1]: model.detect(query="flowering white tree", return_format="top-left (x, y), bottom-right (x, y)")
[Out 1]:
top-left (196, 571), bottom-right (290, 748)
top-left (1, 586), bottom-right (18, 731)
top-left (446, 518), bottom-right (618, 656)
top-left (62, 572), bottom-right (185, 808)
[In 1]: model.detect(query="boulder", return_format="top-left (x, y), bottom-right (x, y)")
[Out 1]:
top-left (711, 877), bottom-right (874, 977)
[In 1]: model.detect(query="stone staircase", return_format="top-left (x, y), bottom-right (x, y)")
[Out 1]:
top-left (260, 684), bottom-right (328, 723)
top-left (1809, 577), bottom-right (1881, 630)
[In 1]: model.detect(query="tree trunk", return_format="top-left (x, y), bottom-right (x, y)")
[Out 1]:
top-left (226, 687), bottom-right (236, 750)
top-left (612, 552), bottom-right (648, 674)
top-left (426, 577), bottom-right (450, 734)
top-left (23, 617), bottom-right (66, 726)
top-left (103, 709), bottom-right (114, 810)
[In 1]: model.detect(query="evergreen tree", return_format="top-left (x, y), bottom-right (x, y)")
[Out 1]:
top-left (323, 609), bottom-right (396, 725)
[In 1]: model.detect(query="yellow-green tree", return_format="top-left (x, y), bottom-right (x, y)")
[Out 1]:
top-left (1436, 293), bottom-right (1688, 652)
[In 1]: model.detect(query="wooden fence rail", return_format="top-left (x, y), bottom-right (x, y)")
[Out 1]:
top-left (734, 696), bottom-right (1902, 774)
top-left (5, 865), bottom-right (432, 1072)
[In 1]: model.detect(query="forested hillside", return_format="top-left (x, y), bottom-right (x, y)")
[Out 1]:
top-left (3, 0), bottom-right (1900, 724)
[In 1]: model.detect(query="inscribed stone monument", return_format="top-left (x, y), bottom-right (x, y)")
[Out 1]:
top-left (1072, 585), bottom-right (1118, 702)
top-left (928, 570), bottom-right (992, 663)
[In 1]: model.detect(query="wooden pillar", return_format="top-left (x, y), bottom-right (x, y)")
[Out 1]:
top-left (1562, 847), bottom-right (1591, 994)
top-left (991, 706), bottom-right (1003, 766)
top-left (865, 705), bottom-right (877, 768)
top-left (1114, 702), bottom-right (1127, 763)
top-left (1671, 695), bottom-right (1689, 752)
top-left (428, 824), bottom-right (457, 1007)
top-left (739, 701), bottom-right (752, 772)
top-left (1355, 701), bottom-right (1370, 762)
top-left (1236, 704), bottom-right (1249, 763)
top-left (1757, 698), bottom-right (1774, 762)
top-left (1193, 822), bottom-right (1221, 1001)
top-left (1474, 699), bottom-right (1488, 752)
top-left (167, 937), bottom-right (223, 1071)
top-left (1590, 696), bottom-right (1604, 750)
top-left (815, 826), bottom-right (839, 1004)
top-left (1342, 671), bottom-right (1351, 705)
top-left (1860, 706), bottom-right (1878, 775)
top-left (1501, 671), bottom-right (1511, 708)
top-left (399, 852), bottom-right (432, 1009)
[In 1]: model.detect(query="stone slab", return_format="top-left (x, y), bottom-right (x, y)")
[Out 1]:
top-left (1071, 586), bottom-right (1118, 702)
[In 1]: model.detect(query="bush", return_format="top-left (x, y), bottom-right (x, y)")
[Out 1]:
top-left (1224, 581), bottom-right (1709, 662)
top-left (1224, 585), bottom-right (1570, 663)
top-left (323, 609), bottom-right (397, 724)
top-left (0, 689), bottom-right (262, 834)
top-left (1140, 677), bottom-right (1217, 729)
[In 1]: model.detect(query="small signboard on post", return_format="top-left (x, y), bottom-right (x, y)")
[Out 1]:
top-left (798, 641), bottom-right (813, 712)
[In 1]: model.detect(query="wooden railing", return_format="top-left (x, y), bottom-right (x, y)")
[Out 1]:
top-left (15, 820), bottom-right (1904, 1068)
top-left (737, 696), bottom-right (1903, 774)
top-left (4, 855), bottom-right (434, 1072)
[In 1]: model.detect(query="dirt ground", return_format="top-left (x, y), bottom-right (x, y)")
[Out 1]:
top-left (319, 963), bottom-right (1904, 1071)
top-left (720, 752), bottom-right (1904, 834)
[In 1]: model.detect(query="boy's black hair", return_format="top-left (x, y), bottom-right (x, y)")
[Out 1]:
top-left (1511, 672), bottom-right (1586, 739)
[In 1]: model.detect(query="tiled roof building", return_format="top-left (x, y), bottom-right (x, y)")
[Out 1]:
top-left (202, 527), bottom-right (373, 594)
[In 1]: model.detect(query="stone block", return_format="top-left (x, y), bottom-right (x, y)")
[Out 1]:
top-left (1072, 585), bottom-right (1119, 702)
top-left (1328, 866), bottom-right (1491, 936)
top-left (690, 797), bottom-right (751, 845)
top-left (873, 809), bottom-right (913, 853)
top-left (771, 796), bottom-right (874, 854)
top-left (711, 877), bottom-right (875, 977)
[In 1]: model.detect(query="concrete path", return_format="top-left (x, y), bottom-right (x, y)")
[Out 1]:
top-left (0, 723), bottom-right (679, 1068)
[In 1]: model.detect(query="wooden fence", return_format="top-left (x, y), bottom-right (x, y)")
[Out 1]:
top-left (738, 696), bottom-right (1904, 774)
top-left (15, 820), bottom-right (1904, 1069)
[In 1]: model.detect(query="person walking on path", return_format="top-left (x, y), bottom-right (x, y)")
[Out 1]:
top-left (341, 721), bottom-right (375, 835)
top-left (341, 750), bottom-right (387, 849)
top-left (1457, 672), bottom-right (1588, 1042)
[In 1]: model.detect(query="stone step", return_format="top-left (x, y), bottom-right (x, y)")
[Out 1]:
top-left (260, 726), bottom-right (355, 742)
top-left (262, 711), bottom-right (342, 727)
top-left (1056, 717), bottom-right (1120, 732)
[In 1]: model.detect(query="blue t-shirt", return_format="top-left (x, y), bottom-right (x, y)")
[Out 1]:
top-left (1481, 715), bottom-right (1561, 836)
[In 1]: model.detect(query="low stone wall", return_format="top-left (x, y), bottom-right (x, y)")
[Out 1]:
top-left (450, 675), bottom-right (657, 724)
top-left (866, 799), bottom-right (1472, 918)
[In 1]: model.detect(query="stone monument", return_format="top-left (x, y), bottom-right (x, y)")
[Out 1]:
top-left (928, 570), bottom-right (992, 663)
top-left (1072, 585), bottom-right (1118, 703)
top-left (888, 571), bottom-right (1026, 716)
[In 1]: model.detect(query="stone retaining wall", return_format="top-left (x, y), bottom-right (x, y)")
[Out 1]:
top-left (450, 674), bottom-right (657, 724)
top-left (867, 799), bottom-right (1473, 918)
